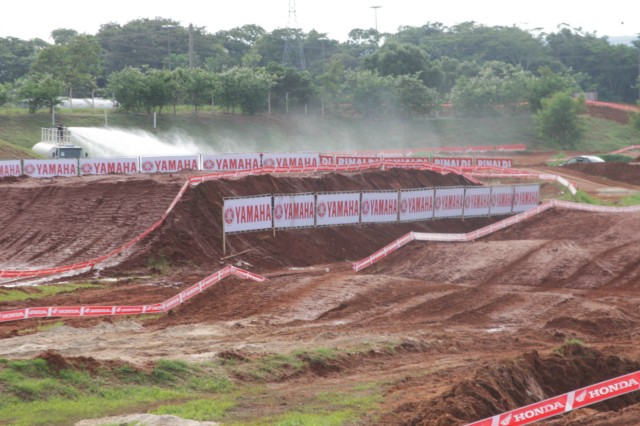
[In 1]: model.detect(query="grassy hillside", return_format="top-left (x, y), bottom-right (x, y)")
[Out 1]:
top-left (0, 109), bottom-right (637, 159)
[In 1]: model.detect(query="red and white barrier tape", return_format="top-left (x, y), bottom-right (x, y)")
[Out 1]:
top-left (466, 371), bottom-right (640, 425)
top-left (0, 266), bottom-right (266, 323)
top-left (352, 200), bottom-right (640, 271)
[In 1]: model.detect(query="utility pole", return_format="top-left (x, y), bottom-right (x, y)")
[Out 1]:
top-left (189, 24), bottom-right (194, 68)
top-left (370, 5), bottom-right (382, 31)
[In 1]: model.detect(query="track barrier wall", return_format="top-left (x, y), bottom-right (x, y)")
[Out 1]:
top-left (352, 200), bottom-right (640, 272)
top-left (0, 266), bottom-right (266, 323)
top-left (465, 370), bottom-right (640, 425)
top-left (0, 156), bottom-right (586, 279)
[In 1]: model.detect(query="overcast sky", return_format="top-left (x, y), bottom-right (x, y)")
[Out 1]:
top-left (3, 0), bottom-right (639, 42)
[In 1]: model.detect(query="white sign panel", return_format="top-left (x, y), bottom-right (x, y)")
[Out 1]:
top-left (0, 160), bottom-right (22, 177)
top-left (223, 195), bottom-right (273, 233)
top-left (434, 187), bottom-right (465, 218)
top-left (79, 157), bottom-right (139, 175)
top-left (262, 152), bottom-right (320, 169)
top-left (316, 192), bottom-right (361, 226)
top-left (140, 155), bottom-right (199, 174)
top-left (361, 191), bottom-right (399, 223)
top-left (22, 159), bottom-right (78, 178)
top-left (475, 157), bottom-right (513, 168)
top-left (335, 156), bottom-right (380, 166)
top-left (399, 188), bottom-right (435, 222)
top-left (463, 186), bottom-right (491, 217)
top-left (432, 157), bottom-right (474, 167)
top-left (489, 185), bottom-right (514, 215)
top-left (273, 194), bottom-right (315, 229)
top-left (201, 153), bottom-right (261, 172)
top-left (383, 157), bottom-right (430, 166)
top-left (512, 184), bottom-right (540, 212)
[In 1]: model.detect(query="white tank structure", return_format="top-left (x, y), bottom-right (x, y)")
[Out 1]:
top-left (32, 127), bottom-right (87, 158)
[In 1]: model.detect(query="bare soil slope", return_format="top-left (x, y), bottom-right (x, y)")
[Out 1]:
top-left (1, 161), bottom-right (640, 425)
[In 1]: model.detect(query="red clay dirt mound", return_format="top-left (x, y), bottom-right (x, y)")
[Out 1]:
top-left (382, 344), bottom-right (640, 425)
top-left (113, 168), bottom-right (503, 274)
top-left (564, 162), bottom-right (640, 186)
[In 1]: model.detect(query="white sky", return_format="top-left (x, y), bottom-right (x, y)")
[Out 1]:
top-left (2, 0), bottom-right (639, 42)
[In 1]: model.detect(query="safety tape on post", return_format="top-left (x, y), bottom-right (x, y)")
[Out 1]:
top-left (0, 266), bottom-right (267, 323)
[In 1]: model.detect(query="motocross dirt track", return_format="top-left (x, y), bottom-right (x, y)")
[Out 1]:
top-left (1, 157), bottom-right (640, 425)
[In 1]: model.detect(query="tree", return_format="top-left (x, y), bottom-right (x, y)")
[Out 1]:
top-left (266, 63), bottom-right (315, 113)
top-left (0, 83), bottom-right (8, 106)
top-left (0, 37), bottom-right (46, 84)
top-left (16, 73), bottom-right (65, 113)
top-left (30, 35), bottom-right (103, 99)
top-left (450, 62), bottom-right (534, 116)
top-left (529, 67), bottom-right (579, 112)
top-left (364, 42), bottom-right (429, 80)
top-left (343, 70), bottom-right (396, 117)
top-left (106, 67), bottom-right (147, 112)
top-left (535, 92), bottom-right (586, 149)
top-left (395, 74), bottom-right (438, 117)
top-left (216, 67), bottom-right (274, 114)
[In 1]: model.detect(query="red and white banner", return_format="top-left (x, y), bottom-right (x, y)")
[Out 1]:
top-left (320, 154), bottom-right (335, 164)
top-left (383, 157), bottom-right (431, 166)
top-left (434, 187), bottom-right (465, 218)
top-left (512, 184), bottom-right (540, 213)
top-left (361, 191), bottom-right (399, 223)
top-left (79, 157), bottom-right (139, 175)
top-left (273, 194), bottom-right (315, 229)
top-left (139, 155), bottom-right (199, 174)
top-left (490, 185), bottom-right (515, 215)
top-left (223, 195), bottom-right (273, 233)
top-left (463, 186), bottom-right (491, 217)
top-left (262, 152), bottom-right (320, 169)
top-left (0, 159), bottom-right (22, 177)
top-left (475, 157), bottom-right (513, 168)
top-left (399, 189), bottom-right (435, 222)
top-left (316, 192), bottom-right (361, 226)
top-left (201, 153), bottom-right (261, 172)
top-left (466, 371), bottom-right (640, 426)
top-left (335, 156), bottom-right (380, 166)
top-left (22, 159), bottom-right (78, 178)
top-left (432, 157), bottom-right (474, 167)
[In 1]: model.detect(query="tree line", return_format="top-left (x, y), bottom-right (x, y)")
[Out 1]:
top-left (0, 19), bottom-right (638, 126)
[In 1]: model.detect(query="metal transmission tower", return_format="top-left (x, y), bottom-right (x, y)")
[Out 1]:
top-left (282, 0), bottom-right (306, 70)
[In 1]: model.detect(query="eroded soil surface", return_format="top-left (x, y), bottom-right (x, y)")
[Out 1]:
top-left (1, 156), bottom-right (640, 425)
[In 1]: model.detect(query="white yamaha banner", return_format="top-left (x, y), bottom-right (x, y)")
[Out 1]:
top-left (223, 196), bottom-right (273, 234)
top-left (139, 155), bottom-right (199, 174)
top-left (361, 191), bottom-right (399, 223)
top-left (273, 194), bottom-right (315, 229)
top-left (463, 186), bottom-right (491, 217)
top-left (79, 157), bottom-right (139, 175)
top-left (261, 152), bottom-right (320, 169)
top-left (201, 153), bottom-right (261, 172)
top-left (489, 185), bottom-right (515, 215)
top-left (316, 192), bottom-right (361, 226)
top-left (512, 184), bottom-right (540, 212)
top-left (399, 189), bottom-right (435, 222)
top-left (434, 187), bottom-right (465, 218)
top-left (0, 160), bottom-right (22, 177)
top-left (23, 159), bottom-right (78, 178)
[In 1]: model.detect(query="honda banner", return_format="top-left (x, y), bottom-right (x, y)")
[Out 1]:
top-left (223, 195), bottom-right (273, 233)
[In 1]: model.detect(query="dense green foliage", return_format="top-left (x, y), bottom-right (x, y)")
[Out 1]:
top-left (535, 92), bottom-right (586, 149)
top-left (0, 18), bottom-right (638, 117)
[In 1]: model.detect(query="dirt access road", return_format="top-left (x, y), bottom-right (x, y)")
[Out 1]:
top-left (1, 157), bottom-right (640, 425)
